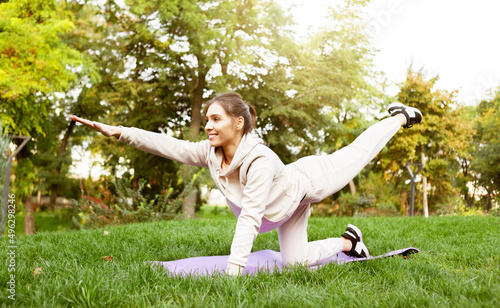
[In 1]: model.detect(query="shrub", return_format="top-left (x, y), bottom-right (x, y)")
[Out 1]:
top-left (312, 192), bottom-right (375, 217)
top-left (435, 195), bottom-right (487, 216)
top-left (73, 172), bottom-right (201, 229)
top-left (491, 207), bottom-right (500, 217)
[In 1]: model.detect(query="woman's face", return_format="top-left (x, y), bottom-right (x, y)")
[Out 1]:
top-left (205, 102), bottom-right (244, 148)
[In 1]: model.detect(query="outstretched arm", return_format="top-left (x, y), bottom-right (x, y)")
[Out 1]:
top-left (71, 116), bottom-right (210, 167)
top-left (70, 115), bottom-right (122, 139)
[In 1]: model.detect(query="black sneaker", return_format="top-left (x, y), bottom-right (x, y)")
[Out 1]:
top-left (341, 224), bottom-right (370, 258)
top-left (387, 102), bottom-right (423, 128)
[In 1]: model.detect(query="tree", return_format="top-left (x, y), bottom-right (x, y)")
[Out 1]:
top-left (242, 0), bottom-right (381, 163)
top-left (455, 105), bottom-right (478, 207)
top-left (153, 0), bottom-right (300, 217)
top-left (0, 0), bottom-right (84, 136)
top-left (76, 0), bottom-right (303, 218)
top-left (36, 1), bottom-right (120, 210)
top-left (90, 0), bottom-right (380, 217)
top-left (25, 0), bottom-right (382, 221)
top-left (238, 1), bottom-right (386, 216)
top-left (0, 0), bottom-right (88, 232)
top-left (471, 89), bottom-right (500, 210)
top-left (378, 67), bottom-right (472, 215)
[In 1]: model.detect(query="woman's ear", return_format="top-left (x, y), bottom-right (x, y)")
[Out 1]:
top-left (236, 116), bottom-right (245, 131)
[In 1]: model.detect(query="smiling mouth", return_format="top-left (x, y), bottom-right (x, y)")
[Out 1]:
top-left (208, 134), bottom-right (218, 140)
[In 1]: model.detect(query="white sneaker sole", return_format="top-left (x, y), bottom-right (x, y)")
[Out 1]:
top-left (347, 224), bottom-right (371, 257)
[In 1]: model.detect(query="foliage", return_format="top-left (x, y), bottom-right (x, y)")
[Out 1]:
top-left (434, 194), bottom-right (488, 216)
top-left (241, 0), bottom-right (381, 163)
top-left (73, 170), bottom-right (202, 229)
top-left (4, 0), bottom-right (496, 219)
top-left (470, 89), bottom-right (500, 209)
top-left (312, 171), bottom-right (400, 217)
top-left (377, 67), bottom-right (473, 212)
top-left (14, 205), bottom-right (234, 235)
top-left (59, 0), bottom-right (303, 206)
top-left (2, 0), bottom-right (384, 215)
top-left (312, 193), bottom-right (372, 217)
top-left (0, 0), bottom-right (99, 218)
top-left (195, 205), bottom-right (233, 219)
top-left (8, 157), bottom-right (38, 217)
top-left (0, 0), bottom-right (85, 137)
top-left (355, 171), bottom-right (401, 216)
top-left (13, 209), bottom-right (74, 235)
top-left (74, 0), bottom-right (380, 191)
top-left (491, 206), bottom-right (500, 217)
top-left (452, 90), bottom-right (500, 211)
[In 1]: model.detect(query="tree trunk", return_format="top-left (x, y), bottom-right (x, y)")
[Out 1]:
top-left (182, 186), bottom-right (198, 219)
top-left (182, 70), bottom-right (207, 219)
top-left (422, 175), bottom-right (428, 217)
top-left (1, 137), bottom-right (29, 236)
top-left (49, 184), bottom-right (58, 212)
top-left (24, 197), bottom-right (35, 235)
top-left (17, 140), bottom-right (36, 235)
top-left (189, 68), bottom-right (206, 139)
top-left (132, 160), bottom-right (139, 191)
top-left (486, 190), bottom-right (492, 212)
top-left (421, 149), bottom-right (428, 217)
top-left (49, 120), bottom-right (76, 212)
top-left (1, 152), bottom-right (13, 236)
top-left (37, 179), bottom-right (42, 206)
top-left (401, 191), bottom-right (408, 215)
top-left (349, 180), bottom-right (356, 195)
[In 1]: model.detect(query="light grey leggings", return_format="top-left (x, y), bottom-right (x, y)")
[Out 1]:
top-left (278, 116), bottom-right (401, 266)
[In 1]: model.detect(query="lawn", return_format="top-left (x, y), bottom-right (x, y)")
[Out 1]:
top-left (1, 216), bottom-right (499, 307)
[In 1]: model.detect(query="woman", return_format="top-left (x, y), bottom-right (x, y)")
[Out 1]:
top-left (70, 92), bottom-right (422, 275)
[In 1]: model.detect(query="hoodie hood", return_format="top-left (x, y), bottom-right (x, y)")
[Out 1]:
top-left (211, 133), bottom-right (264, 176)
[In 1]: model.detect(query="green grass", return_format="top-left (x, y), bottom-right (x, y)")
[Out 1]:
top-left (1, 216), bottom-right (499, 307)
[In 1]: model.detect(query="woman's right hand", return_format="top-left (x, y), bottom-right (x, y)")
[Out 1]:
top-left (69, 115), bottom-right (122, 139)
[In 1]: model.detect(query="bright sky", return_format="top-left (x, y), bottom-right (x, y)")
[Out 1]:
top-left (279, 0), bottom-right (500, 105)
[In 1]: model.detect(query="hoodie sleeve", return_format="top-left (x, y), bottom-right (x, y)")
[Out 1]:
top-left (227, 156), bottom-right (274, 268)
top-left (117, 126), bottom-right (210, 167)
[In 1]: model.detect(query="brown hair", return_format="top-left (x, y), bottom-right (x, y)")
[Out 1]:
top-left (204, 92), bottom-right (257, 135)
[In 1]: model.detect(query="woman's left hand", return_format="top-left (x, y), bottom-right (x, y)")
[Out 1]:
top-left (225, 263), bottom-right (243, 276)
top-left (70, 115), bottom-right (122, 138)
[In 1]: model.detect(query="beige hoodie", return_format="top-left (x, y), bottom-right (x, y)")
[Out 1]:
top-left (118, 127), bottom-right (304, 267)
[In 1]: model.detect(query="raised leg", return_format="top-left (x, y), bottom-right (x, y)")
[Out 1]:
top-left (291, 116), bottom-right (402, 203)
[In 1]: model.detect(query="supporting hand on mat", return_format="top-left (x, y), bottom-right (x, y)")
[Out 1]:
top-left (70, 115), bottom-right (122, 139)
top-left (225, 262), bottom-right (243, 276)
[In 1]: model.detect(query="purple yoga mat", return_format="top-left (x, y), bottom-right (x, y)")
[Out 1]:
top-left (149, 247), bottom-right (419, 276)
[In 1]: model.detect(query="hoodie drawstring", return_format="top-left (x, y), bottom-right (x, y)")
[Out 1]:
top-left (216, 169), bottom-right (229, 205)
